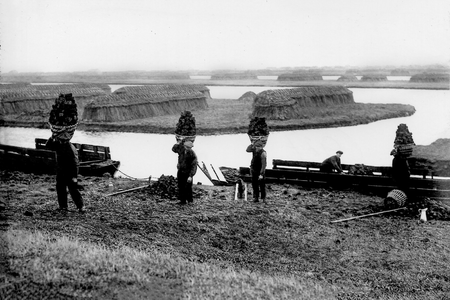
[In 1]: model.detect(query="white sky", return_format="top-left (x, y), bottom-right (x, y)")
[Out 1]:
top-left (1, 0), bottom-right (449, 73)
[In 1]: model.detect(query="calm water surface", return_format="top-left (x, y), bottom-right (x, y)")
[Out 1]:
top-left (1, 88), bottom-right (449, 184)
top-left (189, 76), bottom-right (411, 81)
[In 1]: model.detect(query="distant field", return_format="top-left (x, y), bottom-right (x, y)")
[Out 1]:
top-left (76, 79), bottom-right (449, 90)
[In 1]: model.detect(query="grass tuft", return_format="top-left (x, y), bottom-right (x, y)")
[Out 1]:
top-left (7, 229), bottom-right (336, 299)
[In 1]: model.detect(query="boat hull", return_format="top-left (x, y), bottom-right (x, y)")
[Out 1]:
top-left (0, 140), bottom-right (120, 177)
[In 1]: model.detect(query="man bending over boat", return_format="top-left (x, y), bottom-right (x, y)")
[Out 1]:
top-left (320, 151), bottom-right (344, 173)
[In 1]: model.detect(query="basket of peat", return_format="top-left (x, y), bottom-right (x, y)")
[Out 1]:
top-left (393, 123), bottom-right (415, 158)
top-left (175, 110), bottom-right (196, 143)
top-left (48, 93), bottom-right (78, 143)
top-left (247, 117), bottom-right (269, 147)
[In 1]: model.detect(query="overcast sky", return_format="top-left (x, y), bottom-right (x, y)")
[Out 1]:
top-left (1, 0), bottom-right (449, 73)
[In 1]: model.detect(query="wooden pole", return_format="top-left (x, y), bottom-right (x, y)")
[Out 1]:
top-left (105, 185), bottom-right (149, 197)
top-left (198, 163), bottom-right (212, 181)
top-left (211, 164), bottom-right (221, 182)
top-left (244, 183), bottom-right (248, 201)
top-left (330, 207), bottom-right (407, 223)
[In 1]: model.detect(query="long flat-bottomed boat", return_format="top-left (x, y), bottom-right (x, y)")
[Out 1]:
top-left (0, 138), bottom-right (120, 177)
top-left (239, 159), bottom-right (450, 202)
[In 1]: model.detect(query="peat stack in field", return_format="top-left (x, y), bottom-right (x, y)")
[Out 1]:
top-left (210, 73), bottom-right (258, 80)
top-left (409, 139), bottom-right (450, 177)
top-left (238, 91), bottom-right (257, 102)
top-left (360, 75), bottom-right (388, 82)
top-left (337, 75), bottom-right (359, 82)
top-left (277, 73), bottom-right (323, 81)
top-left (409, 73), bottom-right (450, 83)
top-left (251, 86), bottom-right (354, 120)
top-left (0, 84), bottom-right (107, 115)
top-left (82, 84), bottom-right (209, 122)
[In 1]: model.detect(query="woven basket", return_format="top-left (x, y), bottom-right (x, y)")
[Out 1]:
top-left (384, 189), bottom-right (407, 208)
top-left (395, 144), bottom-right (414, 157)
top-left (49, 123), bottom-right (77, 143)
top-left (175, 134), bottom-right (196, 144)
top-left (249, 135), bottom-right (269, 147)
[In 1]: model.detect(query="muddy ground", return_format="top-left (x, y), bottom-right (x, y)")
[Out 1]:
top-left (1, 170), bottom-right (450, 298)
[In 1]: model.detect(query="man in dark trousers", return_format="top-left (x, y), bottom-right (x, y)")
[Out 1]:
top-left (54, 140), bottom-right (84, 213)
top-left (246, 140), bottom-right (267, 202)
top-left (320, 151), bottom-right (344, 173)
top-left (391, 148), bottom-right (411, 198)
top-left (172, 140), bottom-right (198, 205)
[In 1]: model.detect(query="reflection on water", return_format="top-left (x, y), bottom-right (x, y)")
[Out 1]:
top-left (1, 88), bottom-right (449, 184)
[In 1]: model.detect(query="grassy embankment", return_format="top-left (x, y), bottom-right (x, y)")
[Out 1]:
top-left (1, 78), bottom-right (432, 134)
top-left (2, 171), bottom-right (450, 299)
top-left (1, 97), bottom-right (416, 135)
top-left (80, 98), bottom-right (415, 135)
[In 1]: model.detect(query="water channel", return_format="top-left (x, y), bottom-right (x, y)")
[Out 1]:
top-left (1, 87), bottom-right (449, 185)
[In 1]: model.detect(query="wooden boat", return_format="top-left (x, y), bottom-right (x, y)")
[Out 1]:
top-left (0, 138), bottom-right (120, 177)
top-left (239, 159), bottom-right (450, 201)
top-left (197, 162), bottom-right (233, 186)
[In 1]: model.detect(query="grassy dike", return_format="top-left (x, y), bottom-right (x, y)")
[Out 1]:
top-left (1, 98), bottom-right (416, 135)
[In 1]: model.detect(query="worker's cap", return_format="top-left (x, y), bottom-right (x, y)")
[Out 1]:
top-left (184, 141), bottom-right (194, 148)
top-left (336, 150), bottom-right (343, 154)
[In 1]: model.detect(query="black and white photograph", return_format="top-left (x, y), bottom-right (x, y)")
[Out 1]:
top-left (1, 0), bottom-right (449, 298)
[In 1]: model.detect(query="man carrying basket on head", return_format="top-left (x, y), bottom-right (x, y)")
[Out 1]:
top-left (173, 111), bottom-right (198, 205)
top-left (246, 139), bottom-right (267, 203)
top-left (246, 117), bottom-right (269, 203)
top-left (47, 93), bottom-right (84, 213)
top-left (172, 139), bottom-right (198, 205)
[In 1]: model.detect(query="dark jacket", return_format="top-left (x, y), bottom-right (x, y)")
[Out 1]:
top-left (172, 143), bottom-right (198, 177)
top-left (321, 155), bottom-right (343, 173)
top-left (246, 145), bottom-right (267, 176)
top-left (55, 142), bottom-right (79, 178)
top-left (392, 156), bottom-right (410, 183)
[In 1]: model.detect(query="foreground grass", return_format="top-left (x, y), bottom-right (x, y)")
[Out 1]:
top-left (6, 229), bottom-right (335, 299)
top-left (2, 172), bottom-right (450, 299)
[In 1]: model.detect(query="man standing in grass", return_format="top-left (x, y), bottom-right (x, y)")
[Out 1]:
top-left (172, 140), bottom-right (198, 205)
top-left (246, 140), bottom-right (267, 203)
